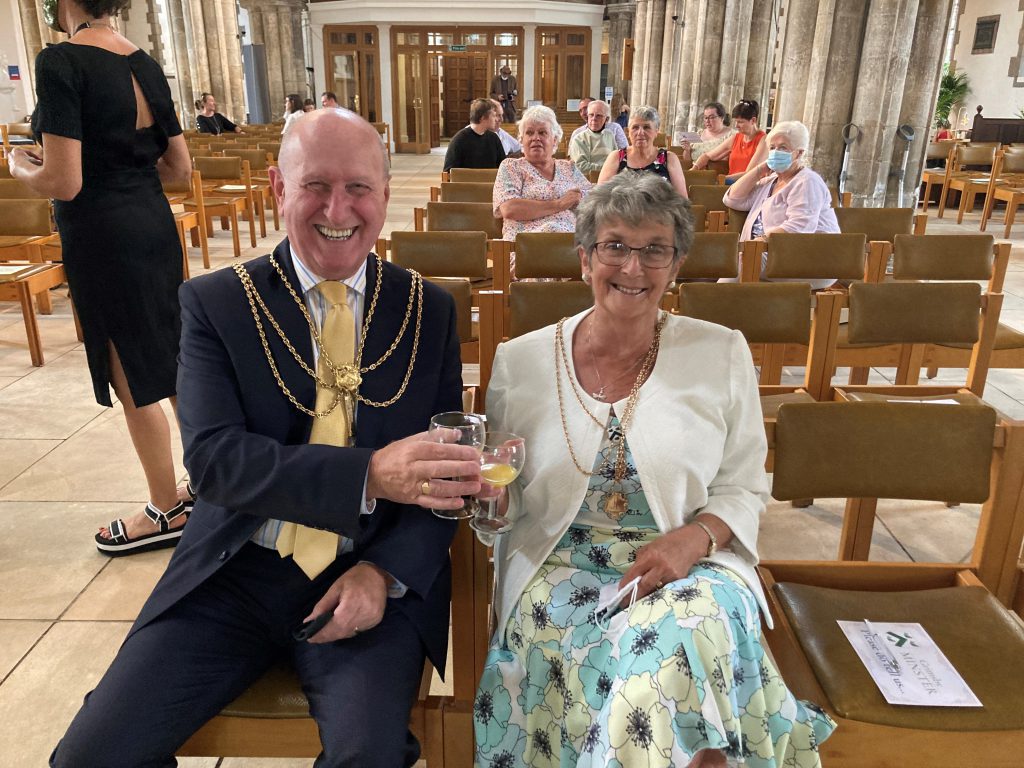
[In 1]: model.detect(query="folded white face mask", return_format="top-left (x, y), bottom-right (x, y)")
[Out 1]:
top-left (593, 576), bottom-right (641, 638)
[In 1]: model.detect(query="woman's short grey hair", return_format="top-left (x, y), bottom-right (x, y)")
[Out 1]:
top-left (628, 105), bottom-right (661, 131)
top-left (767, 120), bottom-right (810, 151)
top-left (517, 105), bottom-right (563, 145)
top-left (575, 174), bottom-right (694, 259)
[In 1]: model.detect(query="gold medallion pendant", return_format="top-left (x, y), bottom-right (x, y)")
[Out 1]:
top-left (604, 491), bottom-right (628, 520)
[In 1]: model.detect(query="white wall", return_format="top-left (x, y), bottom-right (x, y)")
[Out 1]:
top-left (952, 0), bottom-right (1024, 125)
top-left (0, 0), bottom-right (37, 123)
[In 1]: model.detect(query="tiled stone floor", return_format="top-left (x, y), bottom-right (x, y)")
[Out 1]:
top-left (2, 148), bottom-right (1024, 765)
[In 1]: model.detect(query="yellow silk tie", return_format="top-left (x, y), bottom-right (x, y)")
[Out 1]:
top-left (277, 281), bottom-right (355, 579)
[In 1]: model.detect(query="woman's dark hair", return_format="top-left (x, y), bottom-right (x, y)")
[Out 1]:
top-left (194, 93), bottom-right (213, 111)
top-left (732, 99), bottom-right (759, 121)
top-left (80, 0), bottom-right (131, 19)
top-left (704, 101), bottom-right (730, 126)
top-left (285, 94), bottom-right (302, 114)
top-left (303, 98), bottom-right (315, 108)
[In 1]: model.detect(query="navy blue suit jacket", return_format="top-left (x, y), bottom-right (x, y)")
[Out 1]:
top-left (132, 241), bottom-right (462, 673)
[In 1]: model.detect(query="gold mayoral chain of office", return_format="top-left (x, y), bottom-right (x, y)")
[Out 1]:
top-left (554, 312), bottom-right (666, 521)
top-left (232, 254), bottom-right (423, 419)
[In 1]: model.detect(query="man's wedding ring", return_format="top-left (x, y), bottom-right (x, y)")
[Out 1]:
top-left (421, 480), bottom-right (431, 496)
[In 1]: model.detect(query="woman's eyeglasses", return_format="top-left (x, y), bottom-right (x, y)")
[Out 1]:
top-left (592, 242), bottom-right (677, 269)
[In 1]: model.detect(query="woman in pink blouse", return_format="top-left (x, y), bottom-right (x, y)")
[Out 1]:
top-left (493, 105), bottom-right (591, 243)
top-left (722, 120), bottom-right (839, 289)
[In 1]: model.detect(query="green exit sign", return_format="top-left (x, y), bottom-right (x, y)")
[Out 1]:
top-left (449, 44), bottom-right (467, 52)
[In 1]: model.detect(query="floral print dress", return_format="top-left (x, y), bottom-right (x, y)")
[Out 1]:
top-left (474, 415), bottom-right (835, 767)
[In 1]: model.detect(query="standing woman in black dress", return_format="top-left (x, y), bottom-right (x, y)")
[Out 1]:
top-left (9, 0), bottom-right (195, 555)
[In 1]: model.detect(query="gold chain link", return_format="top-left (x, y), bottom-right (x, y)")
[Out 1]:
top-left (231, 255), bottom-right (423, 416)
top-left (554, 313), bottom-right (665, 480)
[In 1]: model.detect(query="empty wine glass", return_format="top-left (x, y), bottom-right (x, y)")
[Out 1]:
top-left (470, 432), bottom-right (525, 535)
top-left (428, 411), bottom-right (486, 520)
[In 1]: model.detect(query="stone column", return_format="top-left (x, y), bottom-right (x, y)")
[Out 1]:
top-left (165, 0), bottom-right (195, 124)
top-left (657, 0), bottom-right (681, 118)
top-left (638, 0), bottom-right (665, 107)
top-left (774, 0), bottom-right (818, 122)
top-left (692, 0), bottom-right (724, 127)
top-left (893, 0), bottom-right (952, 205)
top-left (243, 0), bottom-right (308, 106)
top-left (606, 3), bottom-right (634, 100)
top-left (17, 0), bottom-right (62, 74)
top-left (718, 0), bottom-right (753, 110)
top-left (628, 0), bottom-right (648, 106)
top-left (185, 0), bottom-right (244, 124)
top-left (846, 0), bottom-right (920, 206)
top-left (743, 0), bottom-right (775, 114)
top-left (672, 0), bottom-right (701, 136)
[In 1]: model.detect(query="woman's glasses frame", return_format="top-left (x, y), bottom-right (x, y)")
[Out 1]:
top-left (591, 241), bottom-right (678, 269)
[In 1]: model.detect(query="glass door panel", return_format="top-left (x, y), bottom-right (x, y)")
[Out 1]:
top-left (540, 54), bottom-right (559, 106)
top-left (332, 54), bottom-right (360, 114)
top-left (394, 51), bottom-right (429, 153)
top-left (362, 53), bottom-right (379, 122)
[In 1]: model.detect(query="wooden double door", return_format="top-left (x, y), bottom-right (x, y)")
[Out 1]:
top-left (441, 53), bottom-right (489, 139)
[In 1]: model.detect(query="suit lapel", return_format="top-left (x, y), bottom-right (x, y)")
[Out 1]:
top-left (261, 241), bottom-right (316, 435)
top-left (355, 256), bottom-right (409, 449)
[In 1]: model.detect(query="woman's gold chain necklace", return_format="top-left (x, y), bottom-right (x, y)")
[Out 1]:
top-left (232, 255), bottom-right (423, 417)
top-left (554, 313), bottom-right (665, 477)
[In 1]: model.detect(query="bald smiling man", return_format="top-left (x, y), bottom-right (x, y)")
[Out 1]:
top-left (51, 110), bottom-right (479, 768)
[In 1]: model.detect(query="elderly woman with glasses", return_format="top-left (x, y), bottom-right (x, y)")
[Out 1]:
top-left (597, 104), bottom-right (688, 197)
top-left (493, 104), bottom-right (592, 245)
top-left (474, 173), bottom-right (835, 768)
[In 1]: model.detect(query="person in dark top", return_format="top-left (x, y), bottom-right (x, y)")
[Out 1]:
top-left (443, 98), bottom-right (506, 172)
top-left (489, 65), bottom-right (518, 122)
top-left (597, 104), bottom-right (688, 198)
top-left (194, 92), bottom-right (242, 134)
top-left (11, 0), bottom-right (196, 556)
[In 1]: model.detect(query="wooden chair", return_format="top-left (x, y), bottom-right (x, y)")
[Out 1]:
top-left (833, 206), bottom-right (926, 281)
top-left (0, 262), bottom-right (67, 366)
top-left (222, 148), bottom-right (280, 232)
top-left (508, 281), bottom-right (594, 339)
top-left (681, 169), bottom-right (719, 187)
top-left (0, 178), bottom-right (47, 199)
top-left (760, 400), bottom-right (1024, 767)
top-left (163, 170), bottom-right (210, 272)
top-left (936, 144), bottom-right (997, 218)
top-left (920, 142), bottom-right (954, 211)
top-left (415, 202), bottom-right (503, 240)
top-left (979, 150), bottom-right (1024, 238)
top-left (177, 525), bottom-right (482, 766)
top-left (183, 167), bottom-right (250, 260)
top-left (191, 156), bottom-right (258, 253)
top-left (512, 232), bottom-right (580, 281)
top-left (259, 141), bottom-right (282, 161)
top-left (677, 282), bottom-right (842, 405)
top-left (676, 231), bottom-right (740, 282)
top-left (430, 182), bottom-right (493, 204)
top-left (372, 122), bottom-right (392, 161)
top-left (689, 204), bottom-right (707, 234)
top-left (388, 230), bottom-right (490, 364)
top-left (448, 168), bottom-right (499, 184)
top-left (687, 184), bottom-right (730, 231)
top-left (740, 232), bottom-right (869, 286)
top-left (0, 198), bottom-right (60, 264)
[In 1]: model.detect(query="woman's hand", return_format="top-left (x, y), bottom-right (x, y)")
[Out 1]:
top-left (618, 524), bottom-right (714, 600)
top-left (559, 188), bottom-right (583, 211)
top-left (691, 155), bottom-right (708, 171)
top-left (8, 148), bottom-right (43, 177)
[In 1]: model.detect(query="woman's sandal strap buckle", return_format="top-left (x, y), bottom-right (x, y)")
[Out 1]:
top-left (143, 501), bottom-right (187, 533)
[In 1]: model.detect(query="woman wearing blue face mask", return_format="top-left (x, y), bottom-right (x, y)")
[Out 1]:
top-left (721, 120), bottom-right (840, 289)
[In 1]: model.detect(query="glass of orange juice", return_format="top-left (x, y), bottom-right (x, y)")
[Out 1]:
top-left (470, 432), bottom-right (525, 535)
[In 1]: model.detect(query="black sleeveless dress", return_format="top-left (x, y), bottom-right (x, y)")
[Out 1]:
top-left (32, 43), bottom-right (182, 407)
top-left (615, 147), bottom-right (672, 182)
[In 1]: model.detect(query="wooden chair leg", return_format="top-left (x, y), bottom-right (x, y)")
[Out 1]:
top-left (198, 220), bottom-right (211, 269)
top-left (1005, 199), bottom-right (1020, 240)
top-left (246, 204), bottom-right (257, 248)
top-left (35, 290), bottom-right (53, 315)
top-left (270, 193), bottom-right (280, 230)
top-left (848, 366), bottom-right (870, 385)
top-left (229, 209), bottom-right (242, 258)
top-left (17, 282), bottom-right (44, 366)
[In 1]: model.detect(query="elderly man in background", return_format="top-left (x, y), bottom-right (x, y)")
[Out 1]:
top-left (568, 99), bottom-right (619, 173)
top-left (570, 96), bottom-right (628, 149)
top-left (489, 65), bottom-right (518, 122)
top-left (488, 98), bottom-right (523, 156)
top-left (444, 98), bottom-right (507, 172)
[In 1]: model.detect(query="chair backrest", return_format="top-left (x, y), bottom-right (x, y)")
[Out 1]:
top-left (926, 141), bottom-right (952, 161)
top-left (222, 148), bottom-right (272, 171)
top-left (0, 198), bottom-right (52, 236)
top-left (425, 201), bottom-right (502, 239)
top-left (259, 141), bottom-right (282, 159)
top-left (764, 232), bottom-right (867, 280)
top-left (0, 179), bottom-right (45, 199)
top-left (684, 169), bottom-right (719, 187)
top-left (210, 141), bottom-right (239, 153)
top-left (772, 401), bottom-right (995, 503)
top-left (509, 282), bottom-right (594, 338)
top-left (439, 182), bottom-right (493, 203)
top-left (5, 123), bottom-right (32, 138)
top-left (428, 277), bottom-right (475, 342)
top-left (688, 184), bottom-right (729, 212)
top-left (678, 232), bottom-right (739, 279)
top-left (677, 282), bottom-right (812, 344)
top-left (449, 167), bottom-right (499, 183)
top-left (388, 231), bottom-right (489, 279)
top-left (891, 234), bottom-right (994, 282)
top-left (957, 144), bottom-right (996, 168)
top-left (514, 232), bottom-right (580, 280)
top-left (726, 206), bottom-right (748, 235)
top-left (833, 207), bottom-right (915, 243)
top-left (194, 155), bottom-right (243, 182)
top-left (846, 281), bottom-right (981, 346)
top-left (189, 147), bottom-right (216, 158)
top-left (1001, 151), bottom-right (1024, 173)
top-left (690, 204), bottom-right (707, 233)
